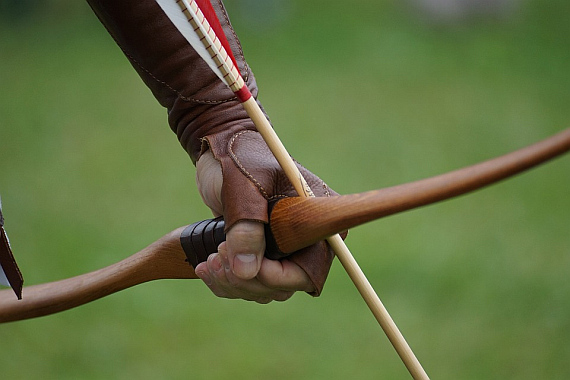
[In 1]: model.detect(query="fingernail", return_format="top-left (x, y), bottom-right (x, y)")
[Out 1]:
top-left (209, 253), bottom-right (223, 273)
top-left (234, 254), bottom-right (258, 278)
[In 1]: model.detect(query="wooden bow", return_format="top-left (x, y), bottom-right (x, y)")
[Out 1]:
top-left (2, 127), bottom-right (568, 324)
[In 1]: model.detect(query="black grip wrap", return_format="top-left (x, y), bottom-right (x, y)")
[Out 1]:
top-left (181, 217), bottom-right (226, 268)
top-left (180, 201), bottom-right (287, 268)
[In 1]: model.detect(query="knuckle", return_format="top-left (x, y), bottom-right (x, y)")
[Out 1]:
top-left (255, 297), bottom-right (272, 304)
top-left (273, 292), bottom-right (294, 302)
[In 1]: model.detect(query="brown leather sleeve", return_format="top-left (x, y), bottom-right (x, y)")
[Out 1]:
top-left (86, 0), bottom-right (261, 163)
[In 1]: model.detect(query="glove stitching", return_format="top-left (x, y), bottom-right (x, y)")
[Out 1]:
top-left (229, 131), bottom-right (333, 202)
top-left (122, 50), bottom-right (238, 105)
top-left (91, 3), bottom-right (238, 106)
top-left (228, 131), bottom-right (272, 199)
top-left (319, 181), bottom-right (332, 197)
top-left (290, 157), bottom-right (333, 198)
top-left (228, 131), bottom-right (292, 202)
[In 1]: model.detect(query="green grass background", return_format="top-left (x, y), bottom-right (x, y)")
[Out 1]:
top-left (1, 0), bottom-right (569, 378)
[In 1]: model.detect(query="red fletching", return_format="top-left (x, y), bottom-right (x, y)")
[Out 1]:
top-left (194, 0), bottom-right (241, 77)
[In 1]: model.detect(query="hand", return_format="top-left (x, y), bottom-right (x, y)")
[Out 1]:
top-left (194, 150), bottom-right (315, 303)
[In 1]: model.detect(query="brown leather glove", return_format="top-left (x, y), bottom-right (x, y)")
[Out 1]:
top-left (87, 0), bottom-right (337, 295)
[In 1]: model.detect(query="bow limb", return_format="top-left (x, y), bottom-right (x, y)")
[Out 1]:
top-left (269, 128), bottom-right (570, 253)
top-left (0, 227), bottom-right (196, 323)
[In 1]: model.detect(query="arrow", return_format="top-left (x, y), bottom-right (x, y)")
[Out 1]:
top-left (155, 1), bottom-right (429, 378)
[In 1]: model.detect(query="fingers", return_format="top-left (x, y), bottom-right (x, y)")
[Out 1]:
top-left (195, 149), bottom-right (318, 302)
top-left (194, 242), bottom-right (315, 304)
top-left (257, 259), bottom-right (316, 294)
top-left (195, 251), bottom-right (295, 304)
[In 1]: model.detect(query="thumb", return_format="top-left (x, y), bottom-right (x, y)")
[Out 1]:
top-left (225, 220), bottom-right (265, 279)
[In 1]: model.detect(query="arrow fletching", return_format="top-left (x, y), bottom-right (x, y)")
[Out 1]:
top-left (156, 0), bottom-right (316, 197)
top-left (155, 0), bottom-right (252, 102)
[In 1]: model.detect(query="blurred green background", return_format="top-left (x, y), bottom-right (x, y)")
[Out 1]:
top-left (1, 0), bottom-right (569, 378)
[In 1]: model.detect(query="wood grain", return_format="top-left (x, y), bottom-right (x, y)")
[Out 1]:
top-left (270, 128), bottom-right (570, 254)
top-left (0, 227), bottom-right (196, 323)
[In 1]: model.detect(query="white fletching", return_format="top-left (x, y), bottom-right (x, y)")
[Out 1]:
top-left (0, 268), bottom-right (9, 288)
top-left (155, 0), bottom-right (245, 93)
